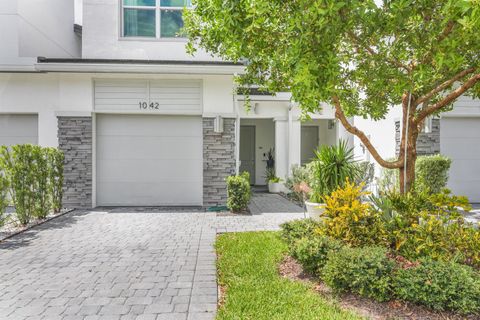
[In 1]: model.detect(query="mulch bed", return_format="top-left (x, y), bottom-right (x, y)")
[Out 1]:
top-left (0, 208), bottom-right (73, 242)
top-left (279, 256), bottom-right (479, 320)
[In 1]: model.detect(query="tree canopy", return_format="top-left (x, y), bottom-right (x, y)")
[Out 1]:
top-left (185, 0), bottom-right (480, 192)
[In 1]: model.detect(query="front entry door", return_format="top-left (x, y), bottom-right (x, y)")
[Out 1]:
top-left (240, 126), bottom-right (255, 185)
top-left (301, 126), bottom-right (319, 165)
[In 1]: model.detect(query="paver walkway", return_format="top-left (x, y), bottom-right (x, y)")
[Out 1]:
top-left (0, 201), bottom-right (304, 320)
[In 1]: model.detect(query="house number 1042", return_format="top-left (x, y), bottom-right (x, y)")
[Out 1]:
top-left (139, 102), bottom-right (160, 110)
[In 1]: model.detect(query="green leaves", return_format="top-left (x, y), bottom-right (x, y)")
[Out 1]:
top-left (226, 172), bottom-right (251, 212)
top-left (0, 145), bottom-right (64, 225)
top-left (185, 0), bottom-right (480, 119)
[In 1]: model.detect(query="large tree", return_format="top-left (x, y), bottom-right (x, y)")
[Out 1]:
top-left (185, 0), bottom-right (480, 193)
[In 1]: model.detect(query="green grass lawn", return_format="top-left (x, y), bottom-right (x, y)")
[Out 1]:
top-left (216, 232), bottom-right (363, 320)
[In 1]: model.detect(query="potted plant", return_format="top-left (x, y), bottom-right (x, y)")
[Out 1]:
top-left (268, 176), bottom-right (283, 193)
top-left (304, 140), bottom-right (359, 220)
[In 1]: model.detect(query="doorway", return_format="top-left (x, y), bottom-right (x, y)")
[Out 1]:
top-left (301, 126), bottom-right (319, 165)
top-left (240, 126), bottom-right (255, 185)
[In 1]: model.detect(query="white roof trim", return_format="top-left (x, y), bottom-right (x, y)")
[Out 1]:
top-left (237, 93), bottom-right (292, 102)
top-left (34, 62), bottom-right (245, 75)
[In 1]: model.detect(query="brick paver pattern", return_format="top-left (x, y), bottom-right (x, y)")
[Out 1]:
top-left (0, 194), bottom-right (304, 320)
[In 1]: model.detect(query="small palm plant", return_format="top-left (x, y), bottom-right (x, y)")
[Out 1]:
top-left (310, 140), bottom-right (359, 203)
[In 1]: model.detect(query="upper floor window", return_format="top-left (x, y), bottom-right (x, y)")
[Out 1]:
top-left (122, 0), bottom-right (191, 38)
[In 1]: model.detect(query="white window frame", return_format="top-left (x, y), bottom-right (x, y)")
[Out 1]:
top-left (121, 0), bottom-right (190, 39)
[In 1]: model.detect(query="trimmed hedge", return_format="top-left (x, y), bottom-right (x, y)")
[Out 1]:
top-left (393, 259), bottom-right (480, 314)
top-left (291, 235), bottom-right (343, 276)
top-left (415, 154), bottom-right (451, 193)
top-left (0, 175), bottom-right (8, 227)
top-left (323, 246), bottom-right (394, 302)
top-left (226, 171), bottom-right (251, 212)
top-left (0, 145), bottom-right (64, 225)
top-left (280, 220), bottom-right (480, 314)
top-left (280, 219), bottom-right (322, 247)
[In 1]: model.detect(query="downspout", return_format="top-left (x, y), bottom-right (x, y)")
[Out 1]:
top-left (233, 76), bottom-right (241, 175)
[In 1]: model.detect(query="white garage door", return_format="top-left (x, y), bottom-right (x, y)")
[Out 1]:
top-left (0, 114), bottom-right (38, 146)
top-left (96, 114), bottom-right (203, 206)
top-left (441, 117), bottom-right (480, 202)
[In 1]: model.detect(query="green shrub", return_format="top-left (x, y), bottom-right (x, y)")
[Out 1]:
top-left (0, 145), bottom-right (65, 224)
top-left (310, 140), bottom-right (358, 202)
top-left (378, 190), bottom-right (478, 267)
top-left (323, 246), bottom-right (394, 302)
top-left (291, 235), bottom-right (343, 275)
top-left (280, 218), bottom-right (322, 246)
top-left (285, 164), bottom-right (312, 201)
top-left (48, 148), bottom-right (64, 213)
top-left (378, 160), bottom-right (399, 194)
top-left (0, 145), bottom-right (37, 225)
top-left (320, 180), bottom-right (387, 247)
top-left (0, 174), bottom-right (8, 227)
top-left (354, 161), bottom-right (375, 189)
top-left (226, 172), bottom-right (251, 212)
top-left (415, 155), bottom-right (451, 194)
top-left (33, 146), bottom-right (50, 219)
top-left (393, 259), bottom-right (480, 314)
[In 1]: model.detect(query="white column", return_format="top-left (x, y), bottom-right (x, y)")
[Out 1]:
top-left (274, 120), bottom-right (288, 180)
top-left (38, 110), bottom-right (58, 147)
top-left (289, 119), bottom-right (301, 171)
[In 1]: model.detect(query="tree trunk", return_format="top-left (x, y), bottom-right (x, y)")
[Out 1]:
top-left (398, 92), bottom-right (418, 194)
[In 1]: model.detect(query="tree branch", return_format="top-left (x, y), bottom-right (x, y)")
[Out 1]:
top-left (332, 96), bottom-right (403, 169)
top-left (437, 20), bottom-right (455, 43)
top-left (416, 72), bottom-right (480, 123)
top-left (415, 67), bottom-right (476, 106)
top-left (347, 32), bottom-right (412, 73)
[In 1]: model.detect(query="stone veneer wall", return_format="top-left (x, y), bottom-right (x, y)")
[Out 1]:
top-left (203, 118), bottom-right (236, 206)
top-left (395, 118), bottom-right (440, 156)
top-left (58, 117), bottom-right (93, 209)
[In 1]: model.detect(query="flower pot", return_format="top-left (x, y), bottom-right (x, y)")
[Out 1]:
top-left (268, 182), bottom-right (282, 193)
top-left (305, 201), bottom-right (326, 221)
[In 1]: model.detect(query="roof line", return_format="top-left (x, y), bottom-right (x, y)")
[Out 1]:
top-left (37, 57), bottom-right (244, 67)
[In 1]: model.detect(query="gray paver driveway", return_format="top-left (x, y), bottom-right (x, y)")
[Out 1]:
top-left (0, 206), bottom-right (303, 320)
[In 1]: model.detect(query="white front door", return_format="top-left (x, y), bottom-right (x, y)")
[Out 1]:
top-left (96, 114), bottom-right (203, 206)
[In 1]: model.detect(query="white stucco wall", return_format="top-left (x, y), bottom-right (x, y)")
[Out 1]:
top-left (0, 73), bottom-right (235, 147)
top-left (82, 0), bottom-right (219, 61)
top-left (0, 0), bottom-right (80, 68)
top-left (353, 107), bottom-right (402, 176)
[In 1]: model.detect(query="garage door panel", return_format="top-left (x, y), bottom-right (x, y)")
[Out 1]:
top-left (441, 138), bottom-right (480, 160)
top-left (97, 136), bottom-right (202, 160)
top-left (441, 117), bottom-right (480, 202)
top-left (97, 115), bottom-right (201, 136)
top-left (96, 114), bottom-right (203, 206)
top-left (97, 181), bottom-right (202, 206)
top-left (449, 160), bottom-right (480, 180)
top-left (0, 114), bottom-right (38, 146)
top-left (97, 159), bottom-right (202, 182)
top-left (441, 118), bottom-right (480, 138)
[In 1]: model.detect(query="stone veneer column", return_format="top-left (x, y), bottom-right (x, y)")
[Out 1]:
top-left (395, 118), bottom-right (440, 156)
top-left (57, 117), bottom-right (93, 209)
top-left (203, 118), bottom-right (236, 207)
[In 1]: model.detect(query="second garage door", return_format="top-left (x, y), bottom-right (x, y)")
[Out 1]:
top-left (0, 114), bottom-right (38, 146)
top-left (96, 114), bottom-right (203, 206)
top-left (440, 117), bottom-right (480, 203)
